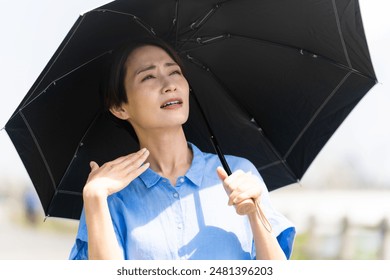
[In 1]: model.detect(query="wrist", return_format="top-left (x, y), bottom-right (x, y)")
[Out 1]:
top-left (83, 184), bottom-right (109, 201)
top-left (248, 201), bottom-right (273, 234)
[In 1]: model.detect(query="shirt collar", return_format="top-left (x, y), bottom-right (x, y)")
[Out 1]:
top-left (138, 142), bottom-right (206, 188)
top-left (185, 142), bottom-right (205, 187)
top-left (139, 168), bottom-right (161, 188)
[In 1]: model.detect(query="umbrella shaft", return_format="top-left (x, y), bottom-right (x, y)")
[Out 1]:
top-left (190, 88), bottom-right (232, 176)
top-left (210, 135), bottom-right (232, 176)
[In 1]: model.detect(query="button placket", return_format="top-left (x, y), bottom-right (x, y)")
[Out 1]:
top-left (174, 187), bottom-right (187, 259)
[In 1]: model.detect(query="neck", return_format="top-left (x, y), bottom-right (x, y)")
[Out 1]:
top-left (136, 126), bottom-right (193, 185)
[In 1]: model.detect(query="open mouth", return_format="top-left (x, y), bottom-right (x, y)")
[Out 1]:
top-left (160, 99), bottom-right (183, 109)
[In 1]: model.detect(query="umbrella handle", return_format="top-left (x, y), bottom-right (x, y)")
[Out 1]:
top-left (235, 199), bottom-right (273, 233)
top-left (235, 198), bottom-right (256, 215)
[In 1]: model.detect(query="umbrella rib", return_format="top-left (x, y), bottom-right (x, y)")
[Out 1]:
top-left (12, 9), bottom-right (157, 122)
top-left (19, 110), bottom-right (57, 192)
top-left (177, 0), bottom-right (235, 51)
top-left (185, 54), bottom-right (251, 126)
top-left (7, 15), bottom-right (88, 125)
top-left (56, 190), bottom-right (83, 196)
top-left (190, 87), bottom-right (232, 175)
top-left (12, 51), bottom-right (112, 118)
top-left (181, 34), bottom-right (376, 82)
top-left (185, 55), bottom-right (293, 177)
top-left (174, 0), bottom-right (180, 48)
top-left (331, 0), bottom-right (352, 69)
top-left (45, 111), bottom-right (102, 217)
top-left (21, 16), bottom-right (86, 109)
top-left (283, 71), bottom-right (352, 160)
top-left (165, 0), bottom-right (180, 47)
top-left (55, 111), bottom-right (102, 194)
top-left (92, 9), bottom-right (157, 36)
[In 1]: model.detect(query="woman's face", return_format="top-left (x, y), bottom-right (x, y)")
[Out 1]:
top-left (114, 45), bottom-right (190, 132)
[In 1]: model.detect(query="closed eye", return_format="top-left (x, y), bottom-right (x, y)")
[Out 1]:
top-left (170, 70), bottom-right (182, 76)
top-left (141, 74), bottom-right (155, 82)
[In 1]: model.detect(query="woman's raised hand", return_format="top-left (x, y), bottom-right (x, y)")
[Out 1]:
top-left (83, 148), bottom-right (150, 198)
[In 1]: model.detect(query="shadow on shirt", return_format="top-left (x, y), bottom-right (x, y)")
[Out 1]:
top-left (179, 226), bottom-right (251, 259)
top-left (177, 190), bottom-right (251, 259)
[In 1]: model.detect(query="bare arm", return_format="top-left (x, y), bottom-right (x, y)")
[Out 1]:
top-left (216, 167), bottom-right (286, 260)
top-left (247, 201), bottom-right (286, 260)
top-left (83, 148), bottom-right (150, 260)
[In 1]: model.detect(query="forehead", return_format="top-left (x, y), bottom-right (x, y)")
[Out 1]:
top-left (125, 45), bottom-right (175, 70)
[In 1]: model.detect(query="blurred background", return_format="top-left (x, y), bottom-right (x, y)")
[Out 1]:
top-left (0, 0), bottom-right (389, 260)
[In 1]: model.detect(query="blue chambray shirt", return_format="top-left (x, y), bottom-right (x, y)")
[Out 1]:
top-left (69, 143), bottom-right (295, 260)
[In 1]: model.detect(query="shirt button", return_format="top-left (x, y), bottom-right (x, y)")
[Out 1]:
top-left (179, 177), bottom-right (185, 183)
top-left (173, 192), bottom-right (179, 198)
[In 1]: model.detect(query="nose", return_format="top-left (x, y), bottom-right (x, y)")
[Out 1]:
top-left (161, 77), bottom-right (177, 94)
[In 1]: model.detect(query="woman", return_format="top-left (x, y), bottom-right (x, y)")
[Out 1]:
top-left (69, 39), bottom-right (295, 260)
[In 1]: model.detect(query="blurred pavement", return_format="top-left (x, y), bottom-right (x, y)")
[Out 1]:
top-left (0, 202), bottom-right (77, 260)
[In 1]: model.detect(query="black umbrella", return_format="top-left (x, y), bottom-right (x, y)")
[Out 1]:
top-left (5, 0), bottom-right (376, 220)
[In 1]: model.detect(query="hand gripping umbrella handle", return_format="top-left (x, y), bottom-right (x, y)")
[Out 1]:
top-left (235, 198), bottom-right (272, 232)
top-left (210, 136), bottom-right (257, 215)
top-left (235, 198), bottom-right (256, 215)
top-left (191, 90), bottom-right (261, 217)
top-left (210, 136), bottom-right (256, 215)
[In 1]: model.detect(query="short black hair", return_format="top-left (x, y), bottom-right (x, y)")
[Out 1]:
top-left (103, 38), bottom-right (185, 111)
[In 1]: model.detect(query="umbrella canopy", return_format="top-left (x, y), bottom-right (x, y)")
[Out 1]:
top-left (5, 0), bottom-right (377, 219)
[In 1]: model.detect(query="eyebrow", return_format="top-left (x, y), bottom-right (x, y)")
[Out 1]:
top-left (135, 62), bottom-right (178, 76)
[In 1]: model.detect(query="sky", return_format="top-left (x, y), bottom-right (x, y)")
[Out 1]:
top-left (0, 0), bottom-right (389, 189)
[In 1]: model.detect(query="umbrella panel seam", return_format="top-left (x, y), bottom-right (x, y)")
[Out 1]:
top-left (177, 0), bottom-right (233, 51)
top-left (92, 9), bottom-right (157, 36)
top-left (17, 51), bottom-right (112, 116)
top-left (54, 111), bottom-right (102, 194)
top-left (57, 190), bottom-right (83, 196)
top-left (19, 110), bottom-right (57, 192)
top-left (182, 34), bottom-right (375, 81)
top-left (332, 0), bottom-right (352, 69)
top-left (186, 55), bottom-right (297, 180)
top-left (46, 111), bottom-right (102, 216)
top-left (283, 71), bottom-right (352, 160)
top-left (22, 16), bottom-right (87, 109)
top-left (15, 9), bottom-right (158, 120)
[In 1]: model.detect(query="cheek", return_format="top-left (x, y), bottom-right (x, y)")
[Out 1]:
top-left (181, 79), bottom-right (190, 98)
top-left (126, 94), bottom-right (157, 121)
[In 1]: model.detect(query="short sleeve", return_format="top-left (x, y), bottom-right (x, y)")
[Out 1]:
top-left (69, 237), bottom-right (89, 260)
top-left (68, 209), bottom-right (89, 260)
top-left (68, 198), bottom-right (126, 260)
top-left (276, 227), bottom-right (296, 259)
top-left (237, 158), bottom-right (296, 259)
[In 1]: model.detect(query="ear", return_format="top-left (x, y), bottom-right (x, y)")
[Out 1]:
top-left (109, 105), bottom-right (130, 120)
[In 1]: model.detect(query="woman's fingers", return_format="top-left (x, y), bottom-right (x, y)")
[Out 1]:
top-left (85, 148), bottom-right (150, 197)
top-left (219, 170), bottom-right (262, 206)
top-left (124, 162), bottom-right (150, 183)
top-left (231, 187), bottom-right (260, 205)
top-left (122, 149), bottom-right (150, 174)
top-left (226, 173), bottom-right (248, 206)
top-left (100, 148), bottom-right (148, 172)
top-left (89, 161), bottom-right (100, 172)
top-left (107, 147), bottom-right (148, 166)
